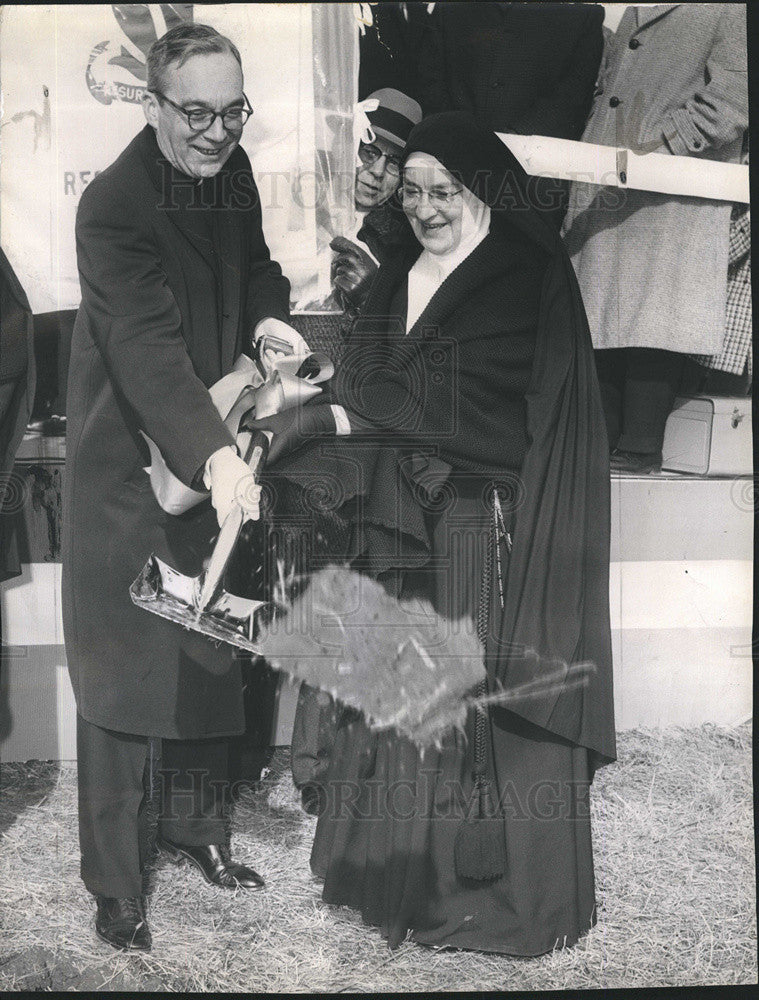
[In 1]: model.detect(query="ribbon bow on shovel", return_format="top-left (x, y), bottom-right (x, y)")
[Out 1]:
top-left (129, 336), bottom-right (334, 651)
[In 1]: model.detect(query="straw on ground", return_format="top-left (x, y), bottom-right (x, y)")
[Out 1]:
top-left (0, 724), bottom-right (755, 992)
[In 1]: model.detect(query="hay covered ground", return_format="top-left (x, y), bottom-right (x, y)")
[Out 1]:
top-left (0, 724), bottom-right (755, 993)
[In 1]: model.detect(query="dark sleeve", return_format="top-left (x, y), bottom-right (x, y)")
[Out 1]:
top-left (334, 270), bottom-right (542, 471)
top-left (509, 6), bottom-right (605, 139)
top-left (75, 182), bottom-right (234, 486)
top-left (239, 151), bottom-right (291, 335)
top-left (415, 9), bottom-right (454, 116)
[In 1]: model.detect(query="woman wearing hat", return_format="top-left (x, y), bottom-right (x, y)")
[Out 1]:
top-left (256, 111), bottom-right (615, 954)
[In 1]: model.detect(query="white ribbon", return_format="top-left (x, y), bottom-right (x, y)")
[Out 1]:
top-left (353, 96), bottom-right (379, 179)
top-left (498, 133), bottom-right (750, 204)
top-left (354, 2), bottom-right (374, 36)
top-left (142, 346), bottom-right (334, 516)
top-left (354, 97), bottom-right (379, 146)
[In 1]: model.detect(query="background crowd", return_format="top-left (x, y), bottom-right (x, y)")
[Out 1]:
top-left (340, 2), bottom-right (750, 474)
top-left (2, 5), bottom-right (750, 477)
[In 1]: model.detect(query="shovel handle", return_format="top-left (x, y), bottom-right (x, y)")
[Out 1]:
top-left (260, 334), bottom-right (295, 355)
top-left (195, 504), bottom-right (244, 613)
top-left (253, 334), bottom-right (295, 378)
top-left (195, 432), bottom-right (270, 613)
top-left (242, 430), bottom-right (270, 477)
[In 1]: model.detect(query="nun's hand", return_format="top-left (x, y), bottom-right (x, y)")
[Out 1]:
top-left (330, 237), bottom-right (378, 311)
top-left (243, 403), bottom-right (338, 466)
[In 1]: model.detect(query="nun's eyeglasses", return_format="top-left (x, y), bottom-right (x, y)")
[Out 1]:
top-left (358, 141), bottom-right (403, 175)
top-left (400, 184), bottom-right (464, 208)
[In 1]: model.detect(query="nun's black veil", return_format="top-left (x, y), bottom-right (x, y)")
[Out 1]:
top-left (403, 112), bottom-right (616, 771)
top-left (402, 111), bottom-right (562, 256)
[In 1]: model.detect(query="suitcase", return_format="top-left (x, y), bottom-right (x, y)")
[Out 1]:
top-left (661, 395), bottom-right (753, 475)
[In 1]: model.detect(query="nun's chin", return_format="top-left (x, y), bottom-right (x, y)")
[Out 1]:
top-left (412, 221), bottom-right (459, 255)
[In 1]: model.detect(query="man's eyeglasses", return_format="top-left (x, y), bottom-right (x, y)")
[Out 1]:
top-left (399, 184), bottom-right (464, 208)
top-left (150, 90), bottom-right (254, 133)
top-left (358, 141), bottom-right (403, 176)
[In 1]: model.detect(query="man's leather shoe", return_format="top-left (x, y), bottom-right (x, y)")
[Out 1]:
top-left (157, 837), bottom-right (266, 890)
top-left (95, 896), bottom-right (152, 952)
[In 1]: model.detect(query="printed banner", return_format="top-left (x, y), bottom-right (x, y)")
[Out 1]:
top-left (0, 3), bottom-right (357, 313)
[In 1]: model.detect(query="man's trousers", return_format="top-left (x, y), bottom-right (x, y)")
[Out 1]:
top-left (594, 347), bottom-right (686, 455)
top-left (76, 712), bottom-right (229, 898)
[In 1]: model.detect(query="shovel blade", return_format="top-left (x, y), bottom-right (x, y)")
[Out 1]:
top-left (130, 553), bottom-right (266, 654)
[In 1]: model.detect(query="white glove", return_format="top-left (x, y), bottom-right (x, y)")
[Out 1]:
top-left (204, 445), bottom-right (261, 527)
top-left (253, 317), bottom-right (310, 365)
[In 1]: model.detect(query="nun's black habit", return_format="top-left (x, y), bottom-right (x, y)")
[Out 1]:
top-left (270, 112), bottom-right (615, 954)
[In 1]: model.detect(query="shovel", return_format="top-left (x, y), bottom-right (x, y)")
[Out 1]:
top-left (129, 431), bottom-right (271, 653)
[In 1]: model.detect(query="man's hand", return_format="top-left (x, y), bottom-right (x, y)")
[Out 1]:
top-left (244, 403), bottom-right (337, 465)
top-left (204, 446), bottom-right (261, 527)
top-left (253, 317), bottom-right (310, 368)
top-left (330, 237), bottom-right (378, 311)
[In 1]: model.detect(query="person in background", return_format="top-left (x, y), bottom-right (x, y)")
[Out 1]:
top-left (291, 86), bottom-right (422, 815)
top-left (62, 23), bottom-right (300, 952)
top-left (293, 88), bottom-right (421, 327)
top-left (357, 1), bottom-right (432, 103)
top-left (562, 5), bottom-right (748, 473)
top-left (329, 88), bottom-right (422, 322)
top-left (687, 143), bottom-right (751, 397)
top-left (415, 1), bottom-right (605, 225)
top-left (0, 248), bottom-right (35, 586)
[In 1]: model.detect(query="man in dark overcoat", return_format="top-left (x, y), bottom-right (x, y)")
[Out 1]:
top-left (415, 1), bottom-right (605, 224)
top-left (416, 1), bottom-right (604, 136)
top-left (357, 1), bottom-right (432, 102)
top-left (61, 23), bottom-right (300, 952)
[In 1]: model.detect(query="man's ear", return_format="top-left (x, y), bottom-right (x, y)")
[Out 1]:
top-left (142, 91), bottom-right (159, 129)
